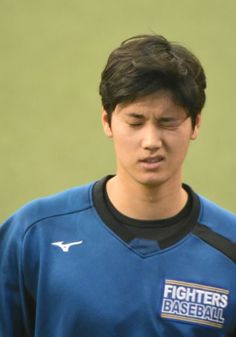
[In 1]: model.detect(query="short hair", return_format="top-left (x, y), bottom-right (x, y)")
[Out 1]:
top-left (99, 34), bottom-right (206, 126)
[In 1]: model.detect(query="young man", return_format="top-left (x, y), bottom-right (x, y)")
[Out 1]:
top-left (0, 34), bottom-right (236, 337)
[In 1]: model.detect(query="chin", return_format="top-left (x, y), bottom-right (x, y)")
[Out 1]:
top-left (136, 174), bottom-right (166, 188)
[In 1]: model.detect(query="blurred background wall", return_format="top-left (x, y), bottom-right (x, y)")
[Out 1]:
top-left (0, 0), bottom-right (235, 222)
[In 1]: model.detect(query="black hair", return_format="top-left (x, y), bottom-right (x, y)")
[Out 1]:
top-left (99, 34), bottom-right (206, 126)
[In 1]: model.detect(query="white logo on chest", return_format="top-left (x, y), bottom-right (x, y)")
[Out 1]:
top-left (51, 241), bottom-right (83, 252)
top-left (161, 279), bottom-right (229, 329)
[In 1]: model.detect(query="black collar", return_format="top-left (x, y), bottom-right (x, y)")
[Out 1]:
top-left (92, 176), bottom-right (200, 249)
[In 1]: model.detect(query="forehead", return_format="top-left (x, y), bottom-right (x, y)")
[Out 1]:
top-left (115, 91), bottom-right (187, 117)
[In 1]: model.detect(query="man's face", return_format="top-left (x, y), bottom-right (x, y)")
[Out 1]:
top-left (102, 91), bottom-right (200, 189)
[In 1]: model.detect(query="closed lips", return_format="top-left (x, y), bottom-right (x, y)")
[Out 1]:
top-left (140, 156), bottom-right (164, 163)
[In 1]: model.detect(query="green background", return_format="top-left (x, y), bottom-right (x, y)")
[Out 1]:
top-left (0, 0), bottom-right (235, 222)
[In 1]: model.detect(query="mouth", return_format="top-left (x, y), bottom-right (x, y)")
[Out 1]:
top-left (139, 156), bottom-right (164, 169)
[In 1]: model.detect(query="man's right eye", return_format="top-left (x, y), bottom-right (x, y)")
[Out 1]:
top-left (128, 123), bottom-right (143, 127)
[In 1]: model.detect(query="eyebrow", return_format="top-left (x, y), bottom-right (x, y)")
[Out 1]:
top-left (125, 112), bottom-right (144, 119)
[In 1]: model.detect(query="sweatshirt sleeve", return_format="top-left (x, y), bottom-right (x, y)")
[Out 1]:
top-left (0, 212), bottom-right (34, 337)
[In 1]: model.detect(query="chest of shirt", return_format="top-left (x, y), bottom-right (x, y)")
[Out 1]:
top-left (22, 213), bottom-right (236, 337)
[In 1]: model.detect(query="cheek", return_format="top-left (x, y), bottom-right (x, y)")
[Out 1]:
top-left (112, 127), bottom-right (140, 148)
top-left (112, 132), bottom-right (140, 164)
top-left (165, 133), bottom-right (191, 157)
top-left (113, 136), bottom-right (137, 153)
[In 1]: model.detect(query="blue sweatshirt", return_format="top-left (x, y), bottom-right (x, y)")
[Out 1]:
top-left (1, 179), bottom-right (236, 337)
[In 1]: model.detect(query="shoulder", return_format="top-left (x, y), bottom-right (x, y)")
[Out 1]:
top-left (0, 181), bottom-right (96, 238)
top-left (197, 194), bottom-right (236, 240)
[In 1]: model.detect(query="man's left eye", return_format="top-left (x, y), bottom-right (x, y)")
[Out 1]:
top-left (158, 118), bottom-right (185, 129)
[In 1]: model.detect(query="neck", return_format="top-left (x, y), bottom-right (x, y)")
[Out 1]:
top-left (106, 175), bottom-right (188, 220)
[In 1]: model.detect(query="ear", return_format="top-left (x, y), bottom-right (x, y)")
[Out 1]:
top-left (101, 109), bottom-right (113, 138)
top-left (191, 114), bottom-right (201, 140)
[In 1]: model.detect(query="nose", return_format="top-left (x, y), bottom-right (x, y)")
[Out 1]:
top-left (141, 124), bottom-right (162, 151)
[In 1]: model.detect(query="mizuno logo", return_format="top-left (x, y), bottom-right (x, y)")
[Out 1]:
top-left (51, 240), bottom-right (83, 252)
